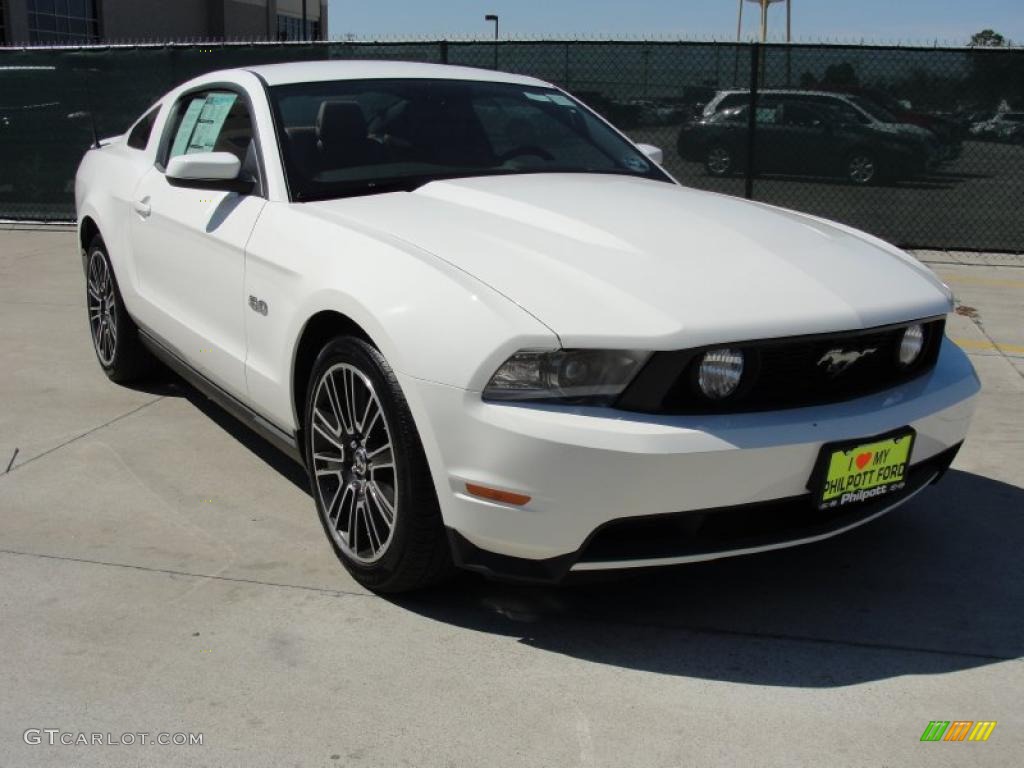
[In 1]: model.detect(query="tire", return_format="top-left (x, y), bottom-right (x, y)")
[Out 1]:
top-left (705, 145), bottom-right (733, 177)
top-left (304, 336), bottom-right (454, 593)
top-left (845, 151), bottom-right (879, 185)
top-left (85, 235), bottom-right (155, 383)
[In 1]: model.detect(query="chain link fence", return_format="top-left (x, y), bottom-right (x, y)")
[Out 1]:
top-left (1, 40), bottom-right (1022, 251)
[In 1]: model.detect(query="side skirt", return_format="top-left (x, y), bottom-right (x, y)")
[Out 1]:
top-left (137, 329), bottom-right (305, 466)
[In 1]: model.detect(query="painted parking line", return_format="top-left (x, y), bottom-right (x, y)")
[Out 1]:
top-left (952, 338), bottom-right (1024, 355)
top-left (939, 274), bottom-right (1024, 289)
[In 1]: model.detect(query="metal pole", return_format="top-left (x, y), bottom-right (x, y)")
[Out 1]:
top-left (744, 41), bottom-right (761, 200)
top-left (734, 0), bottom-right (744, 84)
top-left (760, 0), bottom-right (768, 43)
top-left (786, 0), bottom-right (793, 86)
top-left (485, 15), bottom-right (499, 69)
top-left (302, 0), bottom-right (308, 41)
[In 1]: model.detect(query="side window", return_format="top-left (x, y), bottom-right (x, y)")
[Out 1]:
top-left (127, 106), bottom-right (159, 151)
top-left (166, 90), bottom-right (254, 165)
top-left (755, 103), bottom-right (780, 125)
top-left (781, 104), bottom-right (824, 128)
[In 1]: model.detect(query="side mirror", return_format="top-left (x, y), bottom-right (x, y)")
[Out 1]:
top-left (635, 143), bottom-right (664, 165)
top-left (166, 151), bottom-right (252, 193)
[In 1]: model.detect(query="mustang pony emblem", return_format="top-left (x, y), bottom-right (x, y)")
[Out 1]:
top-left (817, 347), bottom-right (878, 376)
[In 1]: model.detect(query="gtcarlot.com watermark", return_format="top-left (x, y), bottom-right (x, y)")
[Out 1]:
top-left (24, 729), bottom-right (203, 747)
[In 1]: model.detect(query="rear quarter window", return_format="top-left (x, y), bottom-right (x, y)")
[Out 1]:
top-left (127, 107), bottom-right (159, 150)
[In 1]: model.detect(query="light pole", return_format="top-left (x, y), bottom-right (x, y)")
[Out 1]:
top-left (485, 14), bottom-right (499, 69)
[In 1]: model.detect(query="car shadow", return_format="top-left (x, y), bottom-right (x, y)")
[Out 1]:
top-left (390, 468), bottom-right (1023, 688)
top-left (145, 372), bottom-right (1023, 688)
top-left (125, 374), bottom-right (310, 492)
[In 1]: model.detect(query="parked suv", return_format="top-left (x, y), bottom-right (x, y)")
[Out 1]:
top-left (677, 98), bottom-right (931, 185)
top-left (701, 89), bottom-right (941, 165)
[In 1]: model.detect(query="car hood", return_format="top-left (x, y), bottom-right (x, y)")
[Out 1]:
top-left (304, 174), bottom-right (951, 349)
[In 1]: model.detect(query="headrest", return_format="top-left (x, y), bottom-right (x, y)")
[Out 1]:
top-left (316, 100), bottom-right (367, 145)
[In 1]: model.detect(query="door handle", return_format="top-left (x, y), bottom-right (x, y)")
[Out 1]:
top-left (132, 198), bottom-right (151, 218)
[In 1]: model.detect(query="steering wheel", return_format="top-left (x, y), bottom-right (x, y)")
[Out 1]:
top-left (497, 145), bottom-right (555, 164)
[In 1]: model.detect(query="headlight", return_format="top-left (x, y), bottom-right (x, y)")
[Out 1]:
top-left (898, 324), bottom-right (925, 366)
top-left (696, 348), bottom-right (745, 399)
top-left (483, 349), bottom-right (650, 404)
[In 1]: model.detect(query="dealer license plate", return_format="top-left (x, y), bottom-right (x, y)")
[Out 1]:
top-left (812, 430), bottom-right (915, 511)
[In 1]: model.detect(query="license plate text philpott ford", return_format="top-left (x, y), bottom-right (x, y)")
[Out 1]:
top-left (819, 433), bottom-right (914, 509)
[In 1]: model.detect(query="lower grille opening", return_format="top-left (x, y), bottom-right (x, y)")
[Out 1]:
top-left (576, 443), bottom-right (961, 566)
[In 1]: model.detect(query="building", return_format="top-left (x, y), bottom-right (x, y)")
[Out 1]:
top-left (0, 0), bottom-right (328, 45)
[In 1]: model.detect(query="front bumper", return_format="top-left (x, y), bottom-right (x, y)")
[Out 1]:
top-left (404, 338), bottom-right (978, 582)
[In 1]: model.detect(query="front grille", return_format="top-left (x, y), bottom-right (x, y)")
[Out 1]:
top-left (616, 318), bottom-right (945, 414)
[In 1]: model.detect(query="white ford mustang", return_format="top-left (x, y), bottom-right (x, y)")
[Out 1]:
top-left (76, 61), bottom-right (979, 592)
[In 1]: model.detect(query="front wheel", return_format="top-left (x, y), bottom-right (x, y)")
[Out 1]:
top-left (845, 152), bottom-right (879, 185)
top-left (705, 145), bottom-right (734, 177)
top-left (304, 337), bottom-right (453, 593)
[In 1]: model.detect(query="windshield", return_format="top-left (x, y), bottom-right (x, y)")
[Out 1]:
top-left (269, 78), bottom-right (670, 202)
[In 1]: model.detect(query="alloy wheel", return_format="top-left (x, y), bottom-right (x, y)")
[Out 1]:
top-left (310, 362), bottom-right (398, 564)
top-left (848, 155), bottom-right (876, 184)
top-left (707, 147), bottom-right (732, 175)
top-left (87, 249), bottom-right (118, 366)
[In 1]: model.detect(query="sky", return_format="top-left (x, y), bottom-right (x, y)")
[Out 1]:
top-left (326, 0), bottom-right (1023, 46)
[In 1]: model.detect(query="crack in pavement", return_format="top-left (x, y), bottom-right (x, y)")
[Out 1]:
top-left (1, 548), bottom-right (1017, 664)
top-left (0, 397), bottom-right (165, 476)
top-left (0, 548), bottom-right (372, 600)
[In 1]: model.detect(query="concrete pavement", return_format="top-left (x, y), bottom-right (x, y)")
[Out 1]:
top-left (1, 228), bottom-right (1021, 767)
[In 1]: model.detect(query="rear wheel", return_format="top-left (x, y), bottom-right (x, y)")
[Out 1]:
top-left (705, 145), bottom-right (734, 176)
top-left (85, 236), bottom-right (154, 383)
top-left (846, 152), bottom-right (879, 185)
top-left (305, 337), bottom-right (453, 593)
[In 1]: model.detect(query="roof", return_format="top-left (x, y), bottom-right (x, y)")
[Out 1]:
top-left (240, 60), bottom-right (550, 88)
top-left (717, 89), bottom-right (857, 98)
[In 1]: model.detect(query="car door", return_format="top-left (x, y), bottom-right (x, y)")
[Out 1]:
top-left (773, 102), bottom-right (834, 175)
top-left (750, 100), bottom-right (786, 173)
top-left (129, 87), bottom-right (266, 401)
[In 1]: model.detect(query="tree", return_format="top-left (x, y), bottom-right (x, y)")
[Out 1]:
top-left (822, 63), bottom-right (859, 87)
top-left (969, 29), bottom-right (1006, 47)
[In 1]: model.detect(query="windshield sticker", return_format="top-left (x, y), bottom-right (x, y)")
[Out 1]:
top-left (624, 155), bottom-right (649, 172)
top-left (525, 91), bottom-right (577, 108)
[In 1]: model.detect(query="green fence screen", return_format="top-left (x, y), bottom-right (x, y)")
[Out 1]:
top-left (1, 40), bottom-right (1022, 250)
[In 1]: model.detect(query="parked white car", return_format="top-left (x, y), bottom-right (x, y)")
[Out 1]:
top-left (76, 61), bottom-right (979, 591)
top-left (970, 111), bottom-right (1024, 142)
